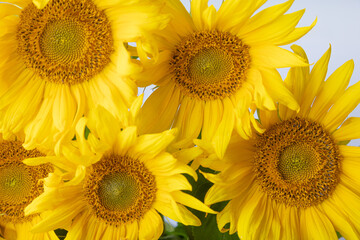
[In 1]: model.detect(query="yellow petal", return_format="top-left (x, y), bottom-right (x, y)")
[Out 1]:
top-left (137, 84), bottom-right (180, 134)
top-left (239, 0), bottom-right (294, 35)
top-left (274, 17), bottom-right (317, 45)
top-left (300, 45), bottom-right (331, 115)
top-left (172, 190), bottom-right (217, 214)
top-left (241, 10), bottom-right (305, 45)
top-left (322, 80), bottom-right (360, 132)
top-left (251, 45), bottom-right (307, 68)
top-left (248, 68), bottom-right (276, 110)
top-left (332, 117), bottom-right (360, 142)
top-left (308, 59), bottom-right (354, 122)
top-left (129, 129), bottom-right (177, 160)
top-left (52, 85), bottom-right (76, 132)
top-left (32, 0), bottom-right (49, 9)
top-left (154, 190), bottom-right (201, 226)
top-left (190, 0), bottom-right (208, 30)
top-left (87, 106), bottom-right (120, 146)
top-left (156, 175), bottom-right (192, 192)
top-left (113, 126), bottom-right (137, 156)
top-left (173, 98), bottom-right (204, 148)
top-left (300, 207), bottom-right (337, 240)
top-left (322, 199), bottom-right (360, 240)
top-left (139, 209), bottom-right (163, 240)
top-left (202, 99), bottom-right (223, 141)
top-left (216, 0), bottom-right (265, 32)
top-left (202, 5), bottom-right (216, 30)
top-left (212, 97), bottom-right (235, 159)
top-left (0, 3), bottom-right (21, 18)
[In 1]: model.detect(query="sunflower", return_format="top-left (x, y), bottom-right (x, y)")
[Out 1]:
top-left (200, 45), bottom-right (360, 239)
top-left (0, 0), bottom-right (168, 151)
top-left (0, 135), bottom-right (56, 240)
top-left (135, 0), bottom-right (316, 158)
top-left (23, 104), bottom-right (215, 240)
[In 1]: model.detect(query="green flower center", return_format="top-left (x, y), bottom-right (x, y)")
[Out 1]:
top-left (0, 164), bottom-right (32, 204)
top-left (278, 143), bottom-right (319, 183)
top-left (40, 20), bottom-right (87, 64)
top-left (189, 48), bottom-right (233, 84)
top-left (98, 172), bottom-right (139, 211)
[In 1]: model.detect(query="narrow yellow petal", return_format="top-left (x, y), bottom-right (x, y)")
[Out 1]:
top-left (139, 209), bottom-right (163, 240)
top-left (322, 80), bottom-right (360, 132)
top-left (129, 129), bottom-right (177, 160)
top-left (52, 85), bottom-right (76, 131)
top-left (190, 0), bottom-right (208, 30)
top-left (248, 68), bottom-right (276, 110)
top-left (156, 175), bottom-right (192, 192)
top-left (31, 202), bottom-right (85, 233)
top-left (261, 68), bottom-right (298, 111)
top-left (87, 106), bottom-right (120, 145)
top-left (202, 99), bottom-right (223, 141)
top-left (308, 59), bottom-right (354, 122)
top-left (0, 3), bottom-right (21, 18)
top-left (172, 191), bottom-right (217, 214)
top-left (216, 0), bottom-right (265, 32)
top-left (251, 45), bottom-right (307, 68)
top-left (241, 10), bottom-right (305, 45)
top-left (173, 98), bottom-right (204, 148)
top-left (239, 0), bottom-right (294, 35)
top-left (300, 45), bottom-right (331, 115)
top-left (322, 199), bottom-right (360, 240)
top-left (154, 191), bottom-right (201, 226)
top-left (32, 0), bottom-right (50, 9)
top-left (300, 207), bottom-right (337, 240)
top-left (113, 126), bottom-right (137, 156)
top-left (137, 84), bottom-right (180, 135)
top-left (212, 97), bottom-right (235, 159)
top-left (202, 5), bottom-right (216, 30)
top-left (338, 145), bottom-right (360, 158)
top-left (274, 17), bottom-right (317, 45)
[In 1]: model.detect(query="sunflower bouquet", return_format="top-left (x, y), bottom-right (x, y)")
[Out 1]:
top-left (0, 0), bottom-right (359, 239)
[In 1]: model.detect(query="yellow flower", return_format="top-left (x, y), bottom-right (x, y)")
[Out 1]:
top-left (135, 0), bottom-right (316, 158)
top-left (24, 105), bottom-right (215, 240)
top-left (0, 0), bottom-right (168, 151)
top-left (0, 135), bottom-right (56, 240)
top-left (201, 46), bottom-right (360, 239)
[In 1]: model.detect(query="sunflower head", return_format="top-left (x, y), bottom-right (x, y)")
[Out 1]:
top-left (200, 46), bottom-right (360, 239)
top-left (24, 105), bottom-right (215, 239)
top-left (136, 0), bottom-right (316, 159)
top-left (0, 136), bottom-right (55, 240)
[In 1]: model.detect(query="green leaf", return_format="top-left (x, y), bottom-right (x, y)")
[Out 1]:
top-left (54, 229), bottom-right (67, 240)
top-left (182, 167), bottom-right (239, 240)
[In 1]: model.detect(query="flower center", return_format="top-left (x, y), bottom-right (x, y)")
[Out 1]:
top-left (0, 141), bottom-right (52, 223)
top-left (84, 154), bottom-right (156, 226)
top-left (278, 143), bottom-right (319, 183)
top-left (253, 117), bottom-right (341, 208)
top-left (17, 0), bottom-right (114, 85)
top-left (98, 172), bottom-right (139, 211)
top-left (170, 30), bottom-right (251, 100)
top-left (40, 19), bottom-right (87, 64)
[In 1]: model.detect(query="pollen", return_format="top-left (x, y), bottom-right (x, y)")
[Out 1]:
top-left (170, 30), bottom-right (251, 100)
top-left (0, 141), bottom-right (53, 223)
top-left (84, 154), bottom-right (156, 226)
top-left (253, 117), bottom-right (341, 208)
top-left (17, 0), bottom-right (114, 85)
